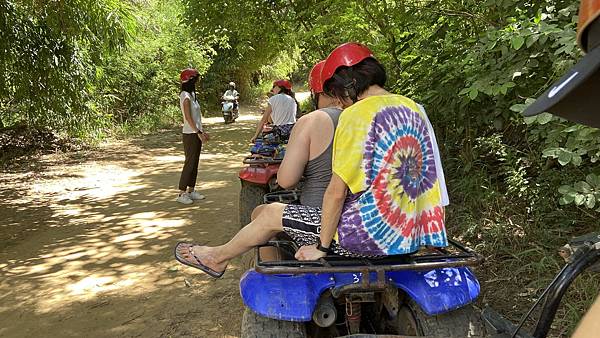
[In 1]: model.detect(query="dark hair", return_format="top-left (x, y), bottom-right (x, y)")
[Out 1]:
top-left (323, 58), bottom-right (386, 102)
top-left (181, 77), bottom-right (198, 102)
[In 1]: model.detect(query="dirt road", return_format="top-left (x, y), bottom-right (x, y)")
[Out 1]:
top-left (0, 109), bottom-right (265, 337)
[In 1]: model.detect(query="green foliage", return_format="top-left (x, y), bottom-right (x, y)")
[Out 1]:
top-left (96, 0), bottom-right (213, 128)
top-left (181, 0), bottom-right (305, 111)
top-left (558, 174), bottom-right (600, 210)
top-left (0, 0), bottom-right (215, 136)
top-left (0, 0), bottom-right (134, 135)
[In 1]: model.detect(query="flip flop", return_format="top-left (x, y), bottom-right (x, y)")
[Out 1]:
top-left (174, 242), bottom-right (225, 278)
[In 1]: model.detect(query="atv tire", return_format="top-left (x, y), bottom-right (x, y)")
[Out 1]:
top-left (239, 181), bottom-right (268, 227)
top-left (241, 308), bottom-right (307, 338)
top-left (394, 299), bottom-right (486, 337)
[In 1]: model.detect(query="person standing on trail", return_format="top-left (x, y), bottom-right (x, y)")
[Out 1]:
top-left (250, 79), bottom-right (297, 143)
top-left (174, 43), bottom-right (449, 277)
top-left (176, 68), bottom-right (210, 205)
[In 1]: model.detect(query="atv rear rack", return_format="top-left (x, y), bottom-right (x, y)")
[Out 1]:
top-left (253, 239), bottom-right (483, 274)
top-left (263, 190), bottom-right (301, 204)
top-left (242, 156), bottom-right (282, 165)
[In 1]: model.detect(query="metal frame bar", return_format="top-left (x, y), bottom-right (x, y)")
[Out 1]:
top-left (263, 190), bottom-right (301, 204)
top-left (242, 156), bottom-right (282, 165)
top-left (531, 247), bottom-right (600, 337)
top-left (253, 239), bottom-right (483, 274)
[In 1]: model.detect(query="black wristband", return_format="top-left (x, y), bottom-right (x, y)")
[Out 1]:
top-left (196, 130), bottom-right (203, 134)
top-left (316, 238), bottom-right (331, 254)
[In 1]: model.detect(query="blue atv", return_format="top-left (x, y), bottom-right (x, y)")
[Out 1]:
top-left (239, 239), bottom-right (486, 337)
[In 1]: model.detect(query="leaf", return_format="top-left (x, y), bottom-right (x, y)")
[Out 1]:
top-left (500, 85), bottom-right (509, 95)
top-left (562, 126), bottom-right (580, 134)
top-left (574, 181), bottom-right (592, 193)
top-left (536, 113), bottom-right (553, 125)
top-left (542, 147), bottom-right (560, 157)
top-left (510, 103), bottom-right (526, 113)
top-left (469, 88), bottom-right (479, 100)
top-left (585, 195), bottom-right (596, 209)
top-left (586, 174), bottom-right (600, 186)
top-left (523, 116), bottom-right (537, 124)
top-left (558, 185), bottom-right (574, 194)
top-left (557, 151), bottom-right (572, 165)
top-left (574, 194), bottom-right (585, 206)
top-left (459, 87), bottom-right (471, 95)
top-left (526, 35), bottom-right (539, 48)
top-left (561, 193), bottom-right (575, 204)
top-left (511, 36), bottom-right (525, 50)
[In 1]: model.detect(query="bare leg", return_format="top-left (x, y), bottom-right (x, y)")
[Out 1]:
top-left (179, 203), bottom-right (287, 273)
top-left (250, 204), bottom-right (267, 221)
top-left (250, 204), bottom-right (279, 261)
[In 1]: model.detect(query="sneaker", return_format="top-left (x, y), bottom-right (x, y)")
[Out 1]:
top-left (176, 192), bottom-right (193, 205)
top-left (189, 191), bottom-right (206, 200)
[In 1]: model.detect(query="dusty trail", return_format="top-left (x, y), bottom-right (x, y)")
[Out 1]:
top-left (0, 108), bottom-right (265, 337)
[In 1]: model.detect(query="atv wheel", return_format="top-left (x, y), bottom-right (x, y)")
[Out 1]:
top-left (393, 299), bottom-right (486, 337)
top-left (240, 249), bottom-right (257, 271)
top-left (239, 181), bottom-right (268, 227)
top-left (241, 308), bottom-right (307, 338)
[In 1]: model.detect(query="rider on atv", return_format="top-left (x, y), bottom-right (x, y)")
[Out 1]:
top-left (251, 80), bottom-right (297, 143)
top-left (237, 61), bottom-right (345, 226)
top-left (175, 42), bottom-right (449, 273)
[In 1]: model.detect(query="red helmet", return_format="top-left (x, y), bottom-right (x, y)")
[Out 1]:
top-left (577, 0), bottom-right (600, 52)
top-left (321, 43), bottom-right (374, 85)
top-left (308, 61), bottom-right (325, 94)
top-left (180, 68), bottom-right (199, 83)
top-left (273, 79), bottom-right (292, 90)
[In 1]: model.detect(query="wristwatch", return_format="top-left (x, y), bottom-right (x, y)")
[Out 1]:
top-left (196, 130), bottom-right (203, 135)
top-left (316, 238), bottom-right (331, 254)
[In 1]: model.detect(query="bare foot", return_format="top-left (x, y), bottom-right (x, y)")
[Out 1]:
top-left (174, 243), bottom-right (228, 278)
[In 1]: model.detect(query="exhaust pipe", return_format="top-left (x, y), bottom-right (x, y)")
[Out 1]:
top-left (312, 296), bottom-right (337, 328)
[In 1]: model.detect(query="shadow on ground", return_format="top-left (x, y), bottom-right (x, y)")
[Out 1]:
top-left (0, 108), bottom-right (262, 337)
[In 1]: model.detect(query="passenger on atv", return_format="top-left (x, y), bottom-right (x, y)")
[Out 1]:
top-left (250, 79), bottom-right (298, 143)
top-left (238, 60), bottom-right (345, 227)
top-left (268, 60), bottom-right (344, 208)
top-left (175, 42), bottom-right (449, 276)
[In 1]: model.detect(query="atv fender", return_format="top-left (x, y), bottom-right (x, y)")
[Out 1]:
top-left (240, 267), bottom-right (480, 321)
top-left (239, 165), bottom-right (279, 185)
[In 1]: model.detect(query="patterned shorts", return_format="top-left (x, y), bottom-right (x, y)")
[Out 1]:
top-left (273, 123), bottom-right (294, 141)
top-left (282, 204), bottom-right (364, 257)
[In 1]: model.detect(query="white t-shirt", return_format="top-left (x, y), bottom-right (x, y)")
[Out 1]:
top-left (223, 89), bottom-right (239, 99)
top-left (268, 93), bottom-right (296, 125)
top-left (418, 104), bottom-right (449, 206)
top-left (180, 91), bottom-right (202, 134)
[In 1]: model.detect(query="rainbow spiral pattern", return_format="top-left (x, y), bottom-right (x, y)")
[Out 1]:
top-left (338, 105), bottom-right (447, 255)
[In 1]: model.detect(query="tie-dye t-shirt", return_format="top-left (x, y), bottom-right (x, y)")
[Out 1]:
top-left (332, 94), bottom-right (449, 256)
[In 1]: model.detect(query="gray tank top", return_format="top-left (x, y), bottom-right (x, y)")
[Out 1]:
top-left (300, 107), bottom-right (343, 207)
